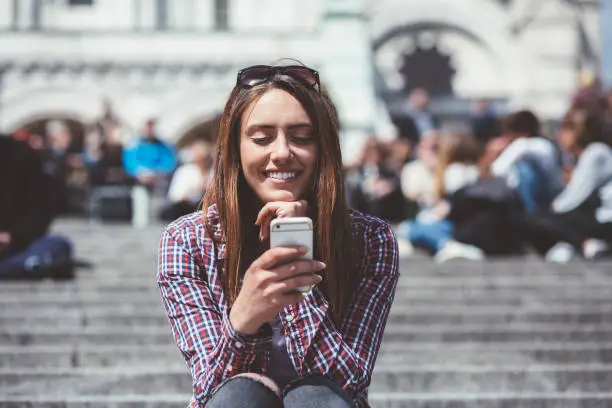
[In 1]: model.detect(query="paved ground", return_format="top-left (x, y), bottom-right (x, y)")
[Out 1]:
top-left (1, 217), bottom-right (612, 407)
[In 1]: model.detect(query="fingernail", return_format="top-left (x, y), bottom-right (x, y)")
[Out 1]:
top-left (317, 262), bottom-right (326, 269)
top-left (313, 275), bottom-right (323, 283)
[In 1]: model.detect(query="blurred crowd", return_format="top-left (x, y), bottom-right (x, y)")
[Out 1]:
top-left (346, 84), bottom-right (612, 263)
top-left (0, 100), bottom-right (214, 280)
top-left (10, 101), bottom-right (214, 223)
top-left (2, 81), bottom-right (612, 281)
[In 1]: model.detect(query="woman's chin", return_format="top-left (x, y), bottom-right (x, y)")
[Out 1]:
top-left (260, 189), bottom-right (302, 203)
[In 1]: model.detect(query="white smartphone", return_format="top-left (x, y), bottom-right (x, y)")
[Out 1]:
top-left (269, 217), bottom-right (314, 293)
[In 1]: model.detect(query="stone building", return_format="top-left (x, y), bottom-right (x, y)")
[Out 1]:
top-left (0, 0), bottom-right (603, 162)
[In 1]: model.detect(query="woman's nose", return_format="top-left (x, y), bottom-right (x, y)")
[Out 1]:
top-left (270, 136), bottom-right (292, 163)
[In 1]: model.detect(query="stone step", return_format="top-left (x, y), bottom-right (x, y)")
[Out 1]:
top-left (5, 324), bottom-right (612, 346)
top-left (3, 366), bottom-right (612, 394)
top-left (0, 281), bottom-right (612, 302)
top-left (1, 263), bottom-right (612, 293)
top-left (6, 273), bottom-right (612, 291)
top-left (380, 324), bottom-right (612, 343)
top-left (0, 327), bottom-right (174, 346)
top-left (3, 275), bottom-right (612, 298)
top-left (4, 393), bottom-right (612, 408)
top-left (4, 294), bottom-right (612, 311)
top-left (4, 343), bottom-right (612, 368)
top-left (7, 308), bottom-right (612, 327)
top-left (3, 284), bottom-right (612, 300)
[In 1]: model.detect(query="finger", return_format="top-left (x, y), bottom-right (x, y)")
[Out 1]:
top-left (254, 246), bottom-right (309, 269)
top-left (272, 259), bottom-right (326, 281)
top-left (255, 203), bottom-right (280, 226)
top-left (264, 274), bottom-right (322, 298)
top-left (260, 216), bottom-right (272, 241)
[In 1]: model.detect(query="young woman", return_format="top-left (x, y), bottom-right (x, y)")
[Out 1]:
top-left (157, 64), bottom-right (399, 408)
top-left (523, 109), bottom-right (612, 261)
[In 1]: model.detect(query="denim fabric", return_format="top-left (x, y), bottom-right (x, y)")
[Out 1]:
top-left (0, 235), bottom-right (72, 278)
top-left (283, 376), bottom-right (356, 408)
top-left (205, 376), bottom-right (282, 408)
top-left (512, 160), bottom-right (557, 213)
top-left (205, 375), bottom-right (354, 408)
top-left (402, 219), bottom-right (454, 252)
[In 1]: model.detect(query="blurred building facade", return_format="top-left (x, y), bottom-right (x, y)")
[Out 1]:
top-left (0, 0), bottom-right (603, 161)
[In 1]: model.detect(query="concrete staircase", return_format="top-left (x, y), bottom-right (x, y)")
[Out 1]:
top-left (2, 219), bottom-right (612, 407)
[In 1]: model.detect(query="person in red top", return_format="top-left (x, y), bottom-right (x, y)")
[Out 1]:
top-left (157, 64), bottom-right (399, 408)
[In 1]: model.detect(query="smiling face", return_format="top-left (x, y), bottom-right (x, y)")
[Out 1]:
top-left (239, 89), bottom-right (317, 203)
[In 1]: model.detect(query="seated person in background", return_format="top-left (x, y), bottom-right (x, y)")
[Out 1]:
top-left (490, 110), bottom-right (563, 213)
top-left (400, 130), bottom-right (439, 211)
top-left (88, 122), bottom-right (132, 186)
top-left (123, 119), bottom-right (176, 192)
top-left (398, 132), bottom-right (485, 261)
top-left (471, 99), bottom-right (501, 146)
top-left (0, 135), bottom-right (73, 280)
top-left (160, 140), bottom-right (213, 222)
top-left (522, 110), bottom-right (612, 262)
top-left (346, 137), bottom-right (405, 222)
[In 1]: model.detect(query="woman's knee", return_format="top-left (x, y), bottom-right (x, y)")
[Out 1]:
top-left (206, 373), bottom-right (281, 408)
top-left (233, 373), bottom-right (281, 397)
top-left (283, 376), bottom-right (355, 408)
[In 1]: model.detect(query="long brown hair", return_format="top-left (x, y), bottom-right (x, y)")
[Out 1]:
top-left (203, 71), bottom-right (357, 324)
top-left (561, 109), bottom-right (610, 152)
top-left (433, 132), bottom-right (482, 200)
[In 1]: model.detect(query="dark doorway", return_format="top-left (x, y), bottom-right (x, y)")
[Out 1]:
top-left (399, 43), bottom-right (457, 97)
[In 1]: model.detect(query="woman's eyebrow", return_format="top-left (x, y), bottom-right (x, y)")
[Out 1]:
top-left (246, 123), bottom-right (312, 133)
top-left (287, 123), bottom-right (313, 130)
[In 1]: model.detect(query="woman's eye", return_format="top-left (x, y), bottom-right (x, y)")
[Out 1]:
top-left (252, 136), bottom-right (271, 145)
top-left (291, 133), bottom-right (313, 144)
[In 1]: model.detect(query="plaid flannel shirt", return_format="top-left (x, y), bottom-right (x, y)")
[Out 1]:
top-left (157, 205), bottom-right (399, 408)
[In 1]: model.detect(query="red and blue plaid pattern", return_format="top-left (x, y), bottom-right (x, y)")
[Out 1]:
top-left (157, 205), bottom-right (399, 407)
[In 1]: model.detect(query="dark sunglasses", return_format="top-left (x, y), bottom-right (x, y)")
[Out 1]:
top-left (236, 65), bottom-right (320, 91)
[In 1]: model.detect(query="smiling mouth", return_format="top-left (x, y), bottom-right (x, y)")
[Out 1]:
top-left (265, 171), bottom-right (299, 182)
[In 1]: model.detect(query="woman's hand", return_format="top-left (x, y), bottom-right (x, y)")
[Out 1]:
top-left (255, 200), bottom-right (308, 241)
top-left (229, 246), bottom-right (325, 335)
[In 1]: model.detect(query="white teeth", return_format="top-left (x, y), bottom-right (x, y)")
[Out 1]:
top-left (267, 172), bottom-right (297, 180)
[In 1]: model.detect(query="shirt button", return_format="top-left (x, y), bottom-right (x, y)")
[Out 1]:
top-left (228, 364), bottom-right (233, 371)
top-left (234, 341), bottom-right (243, 349)
top-left (286, 314), bottom-right (294, 323)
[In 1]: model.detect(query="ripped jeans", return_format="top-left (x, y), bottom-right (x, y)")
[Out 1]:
top-left (205, 375), bottom-right (356, 408)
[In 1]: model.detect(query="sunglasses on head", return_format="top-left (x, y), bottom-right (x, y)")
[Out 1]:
top-left (236, 65), bottom-right (320, 92)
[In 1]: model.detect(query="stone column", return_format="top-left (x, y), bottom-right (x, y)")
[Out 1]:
top-left (601, 0), bottom-right (612, 88)
top-left (320, 0), bottom-right (379, 165)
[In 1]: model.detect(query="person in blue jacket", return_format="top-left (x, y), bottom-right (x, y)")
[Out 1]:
top-left (123, 119), bottom-right (176, 190)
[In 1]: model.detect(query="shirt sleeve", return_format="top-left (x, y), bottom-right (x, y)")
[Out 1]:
top-left (491, 138), bottom-right (529, 177)
top-left (157, 226), bottom-right (272, 406)
top-left (553, 144), bottom-right (612, 213)
top-left (312, 223), bottom-right (399, 401)
top-left (444, 164), bottom-right (480, 195)
top-left (122, 144), bottom-right (138, 176)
